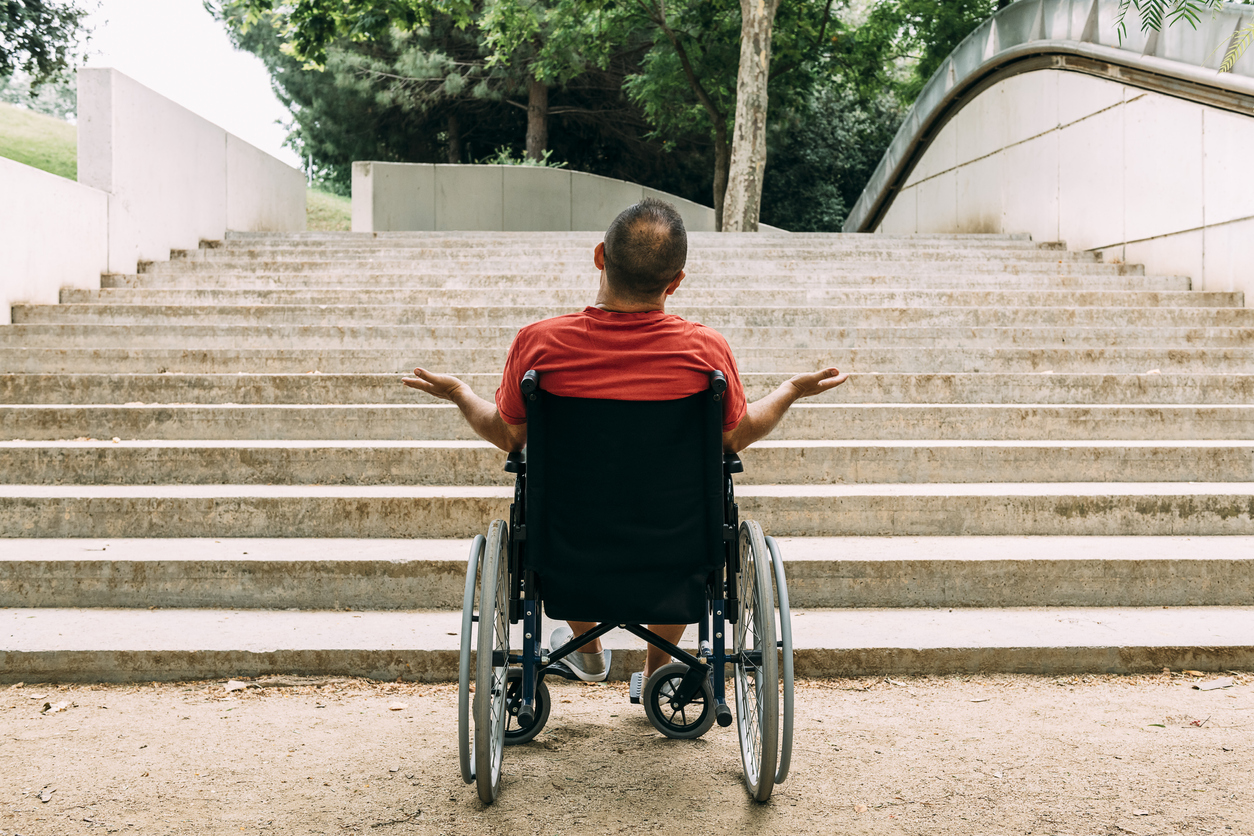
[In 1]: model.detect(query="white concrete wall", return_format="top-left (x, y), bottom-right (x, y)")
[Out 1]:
top-left (79, 68), bottom-right (305, 274)
top-left (877, 69), bottom-right (1254, 297)
top-left (0, 157), bottom-right (108, 325)
top-left (352, 162), bottom-right (718, 234)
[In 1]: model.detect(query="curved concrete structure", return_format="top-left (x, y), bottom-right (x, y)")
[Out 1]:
top-left (845, 0), bottom-right (1254, 293)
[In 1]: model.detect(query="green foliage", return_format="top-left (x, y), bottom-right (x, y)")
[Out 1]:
top-left (760, 84), bottom-right (902, 231)
top-left (0, 98), bottom-right (76, 178)
top-left (0, 0), bottom-right (92, 84)
top-left (846, 0), bottom-right (999, 105)
top-left (477, 146), bottom-right (567, 166)
top-left (0, 69), bottom-right (75, 120)
top-left (1114, 0), bottom-right (1254, 73)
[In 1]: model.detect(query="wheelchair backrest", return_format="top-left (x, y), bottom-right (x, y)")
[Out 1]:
top-left (520, 374), bottom-right (726, 624)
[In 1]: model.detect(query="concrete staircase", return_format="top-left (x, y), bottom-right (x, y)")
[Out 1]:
top-left (3, 230), bottom-right (1252, 682)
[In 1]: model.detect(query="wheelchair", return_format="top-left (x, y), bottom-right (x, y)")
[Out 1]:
top-left (457, 369), bottom-right (794, 803)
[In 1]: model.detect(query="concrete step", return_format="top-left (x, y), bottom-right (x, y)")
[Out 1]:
top-left (127, 261), bottom-right (1149, 280)
top-left (62, 286), bottom-right (1240, 308)
top-left (6, 372), bottom-right (1252, 406)
top-left (5, 345), bottom-right (1254, 374)
top-left (188, 247), bottom-right (1099, 264)
top-left (6, 346), bottom-right (1254, 375)
top-left (4, 439), bottom-right (1254, 485)
top-left (222, 230), bottom-right (1033, 241)
top-left (6, 403), bottom-right (1254, 441)
top-left (3, 604), bottom-right (1251, 683)
top-left (2, 483), bottom-right (1252, 537)
top-left (18, 303), bottom-right (1254, 330)
top-left (4, 536), bottom-right (1250, 609)
top-left (5, 323), bottom-right (1252, 350)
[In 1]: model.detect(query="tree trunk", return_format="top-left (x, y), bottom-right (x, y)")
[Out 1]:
top-left (722, 0), bottom-right (781, 232)
top-left (526, 77), bottom-right (548, 162)
top-left (447, 113), bottom-right (462, 164)
top-left (712, 122), bottom-right (730, 232)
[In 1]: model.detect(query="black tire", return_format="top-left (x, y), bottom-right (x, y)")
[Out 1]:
top-left (765, 534), bottom-right (794, 785)
top-left (503, 668), bottom-right (551, 745)
top-left (642, 661), bottom-right (717, 739)
top-left (474, 520), bottom-right (510, 804)
top-left (458, 534), bottom-right (485, 785)
top-left (734, 520), bottom-right (779, 801)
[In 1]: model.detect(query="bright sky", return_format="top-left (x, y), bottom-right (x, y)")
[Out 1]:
top-left (82, 0), bottom-right (300, 167)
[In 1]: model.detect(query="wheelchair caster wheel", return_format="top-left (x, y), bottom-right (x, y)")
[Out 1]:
top-left (642, 662), bottom-right (716, 740)
top-left (503, 668), bottom-right (550, 745)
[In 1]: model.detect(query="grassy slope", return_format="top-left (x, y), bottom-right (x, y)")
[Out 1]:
top-left (306, 188), bottom-right (351, 231)
top-left (0, 101), bottom-right (351, 231)
top-left (0, 101), bottom-right (77, 179)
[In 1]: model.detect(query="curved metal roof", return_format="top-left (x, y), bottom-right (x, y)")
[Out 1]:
top-left (842, 0), bottom-right (1254, 232)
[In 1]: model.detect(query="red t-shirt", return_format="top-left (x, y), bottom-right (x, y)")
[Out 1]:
top-left (495, 306), bottom-right (748, 432)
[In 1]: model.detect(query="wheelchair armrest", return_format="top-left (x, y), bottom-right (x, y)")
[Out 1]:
top-left (504, 451), bottom-right (526, 474)
top-left (723, 452), bottom-right (744, 474)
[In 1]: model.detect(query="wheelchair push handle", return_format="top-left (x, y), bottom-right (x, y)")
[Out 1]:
top-left (708, 370), bottom-right (727, 396)
top-left (520, 370), bottom-right (540, 399)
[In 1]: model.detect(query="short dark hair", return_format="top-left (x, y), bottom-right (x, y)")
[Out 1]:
top-left (602, 198), bottom-right (688, 301)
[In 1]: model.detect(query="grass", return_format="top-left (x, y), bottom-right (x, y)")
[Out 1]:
top-left (307, 187), bottom-right (351, 231)
top-left (0, 101), bottom-right (77, 179)
top-left (0, 101), bottom-right (353, 231)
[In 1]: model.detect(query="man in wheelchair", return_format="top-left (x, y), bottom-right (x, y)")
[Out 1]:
top-left (403, 199), bottom-right (847, 802)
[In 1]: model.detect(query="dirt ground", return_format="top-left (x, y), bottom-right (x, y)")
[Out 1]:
top-left (2, 671), bottom-right (1252, 836)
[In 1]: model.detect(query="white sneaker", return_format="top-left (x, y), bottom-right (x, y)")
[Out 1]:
top-left (548, 625), bottom-right (610, 682)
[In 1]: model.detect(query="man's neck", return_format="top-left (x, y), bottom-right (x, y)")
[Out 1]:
top-left (592, 293), bottom-right (666, 313)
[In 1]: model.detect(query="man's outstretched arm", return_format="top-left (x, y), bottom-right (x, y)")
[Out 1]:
top-left (402, 368), bottom-right (527, 453)
top-left (722, 367), bottom-right (849, 453)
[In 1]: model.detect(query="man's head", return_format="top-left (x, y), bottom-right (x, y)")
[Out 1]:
top-left (600, 198), bottom-right (688, 303)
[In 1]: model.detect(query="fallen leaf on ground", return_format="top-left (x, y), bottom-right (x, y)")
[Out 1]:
top-left (41, 701), bottom-right (70, 714)
top-left (38, 787), bottom-right (54, 803)
top-left (1133, 809), bottom-right (1150, 816)
top-left (1183, 670), bottom-right (1205, 677)
top-left (388, 702), bottom-right (407, 711)
top-left (224, 680), bottom-right (249, 693)
top-left (971, 698), bottom-right (990, 703)
top-left (854, 804), bottom-right (867, 813)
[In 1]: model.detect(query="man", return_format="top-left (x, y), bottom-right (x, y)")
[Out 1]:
top-left (403, 198), bottom-right (847, 690)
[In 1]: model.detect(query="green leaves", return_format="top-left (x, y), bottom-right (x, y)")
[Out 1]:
top-left (1114, 0), bottom-right (1252, 74)
top-left (0, 0), bottom-right (93, 84)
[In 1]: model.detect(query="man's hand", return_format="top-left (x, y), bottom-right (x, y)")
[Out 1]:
top-left (401, 367), bottom-right (527, 453)
top-left (784, 367), bottom-right (850, 399)
top-left (402, 368), bottom-right (468, 401)
top-left (723, 366), bottom-right (850, 453)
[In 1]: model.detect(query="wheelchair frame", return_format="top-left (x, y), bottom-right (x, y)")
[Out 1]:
top-left (458, 370), bottom-right (793, 804)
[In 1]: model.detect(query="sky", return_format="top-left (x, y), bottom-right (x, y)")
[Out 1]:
top-left (82, 0), bottom-right (300, 167)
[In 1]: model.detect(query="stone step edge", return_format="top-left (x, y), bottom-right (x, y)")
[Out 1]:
top-left (3, 536), bottom-right (1253, 610)
top-left (3, 606), bottom-right (1250, 683)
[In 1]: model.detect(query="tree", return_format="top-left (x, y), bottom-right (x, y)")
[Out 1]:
top-left (720, 0), bottom-right (781, 231)
top-left (0, 0), bottom-right (91, 85)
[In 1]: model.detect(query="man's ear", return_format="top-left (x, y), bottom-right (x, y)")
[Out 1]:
top-left (664, 270), bottom-right (685, 296)
top-left (594, 241), bottom-right (606, 270)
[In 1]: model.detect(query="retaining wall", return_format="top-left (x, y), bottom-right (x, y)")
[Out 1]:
top-left (78, 68), bottom-right (306, 274)
top-left (351, 162), bottom-right (719, 233)
top-left (0, 158), bottom-right (109, 326)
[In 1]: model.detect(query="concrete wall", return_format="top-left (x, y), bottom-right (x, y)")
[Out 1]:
top-left (877, 69), bottom-right (1254, 296)
top-left (0, 158), bottom-right (109, 325)
top-left (352, 162), bottom-right (718, 233)
top-left (79, 68), bottom-right (305, 274)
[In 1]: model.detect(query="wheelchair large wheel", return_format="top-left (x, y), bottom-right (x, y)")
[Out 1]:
top-left (503, 668), bottom-right (551, 745)
top-left (642, 661), bottom-right (717, 739)
top-left (474, 520), bottom-right (511, 804)
top-left (765, 535), bottom-right (794, 785)
top-left (734, 520), bottom-right (779, 802)
top-left (458, 534), bottom-right (485, 784)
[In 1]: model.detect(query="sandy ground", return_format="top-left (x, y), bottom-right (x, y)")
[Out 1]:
top-left (2, 671), bottom-right (1252, 836)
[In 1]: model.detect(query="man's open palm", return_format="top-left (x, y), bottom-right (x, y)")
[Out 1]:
top-left (402, 368), bottom-right (468, 402)
top-left (785, 367), bottom-right (850, 399)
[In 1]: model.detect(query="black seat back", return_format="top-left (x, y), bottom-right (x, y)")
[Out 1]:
top-left (523, 387), bottom-right (725, 624)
